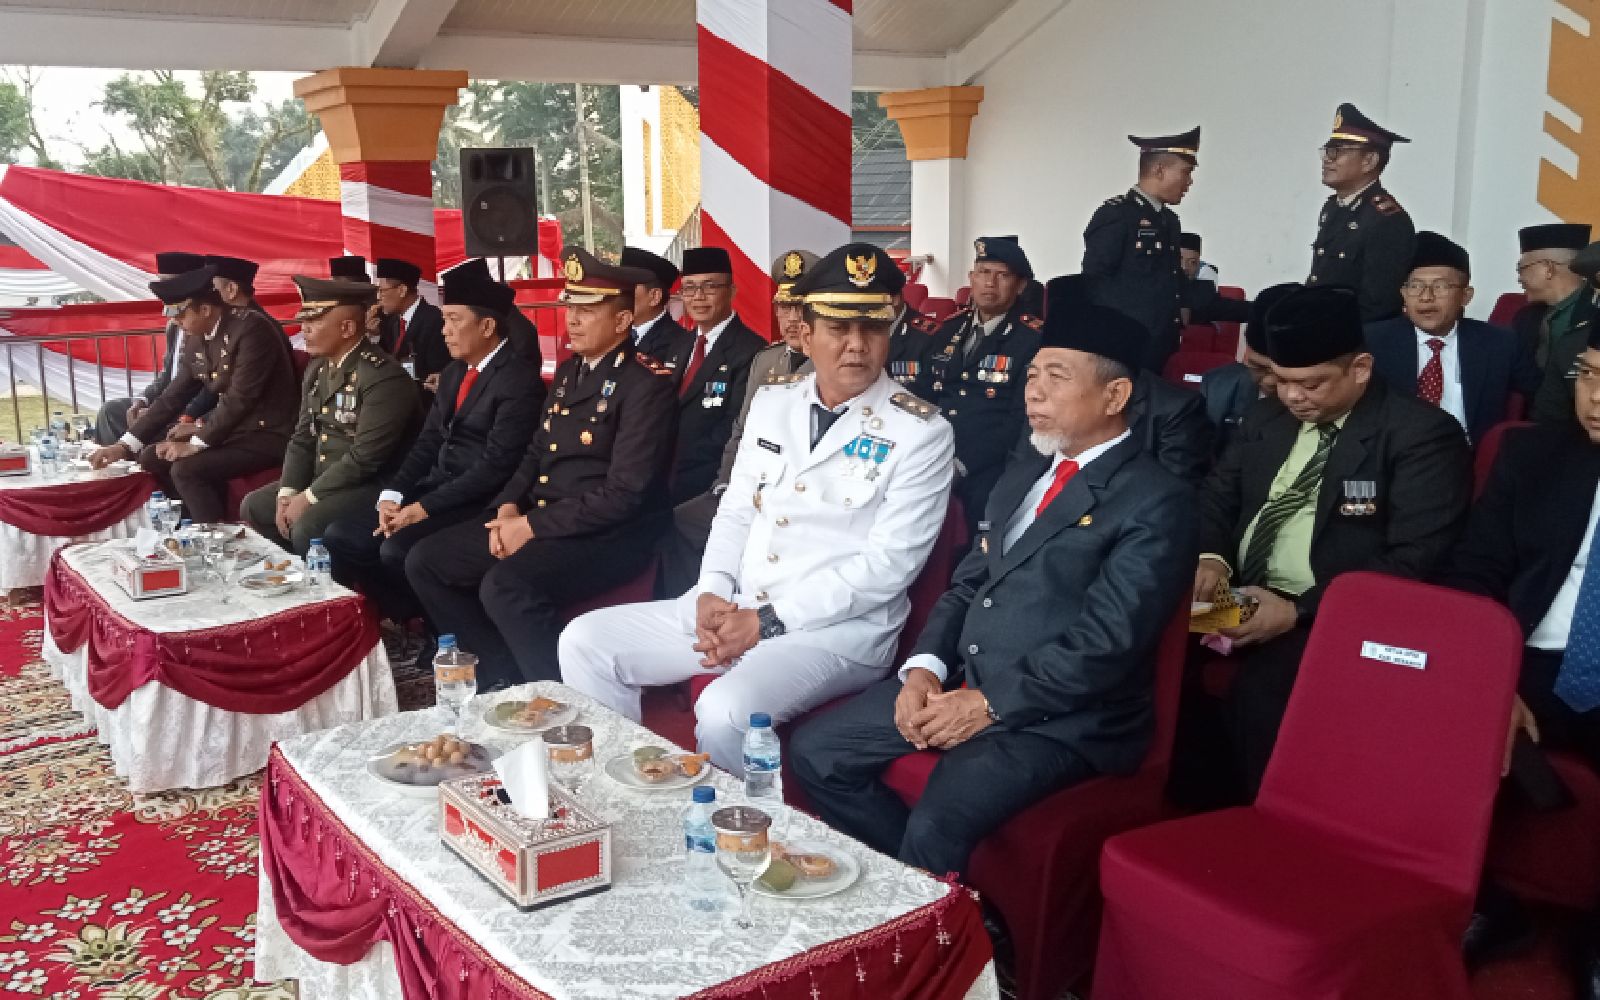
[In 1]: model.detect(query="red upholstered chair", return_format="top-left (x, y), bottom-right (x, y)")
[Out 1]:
top-left (1488, 291), bottom-right (1528, 331)
top-left (558, 556), bottom-right (659, 623)
top-left (922, 297), bottom-right (958, 323)
top-left (902, 282), bottom-right (929, 312)
top-left (1093, 572), bottom-right (1522, 1000)
top-left (1161, 351), bottom-right (1234, 388)
top-left (1215, 285), bottom-right (1246, 348)
top-left (226, 466), bottom-right (281, 521)
top-left (1179, 323), bottom-right (1220, 353)
top-left (1471, 420), bottom-right (1530, 499)
top-left (954, 286), bottom-right (972, 308)
top-left (291, 348), bottom-right (311, 379)
top-left (876, 605), bottom-right (1190, 1000)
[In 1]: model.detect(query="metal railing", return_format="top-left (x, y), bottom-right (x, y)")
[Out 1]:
top-left (0, 328), bottom-right (167, 442)
top-left (663, 204), bottom-right (702, 267)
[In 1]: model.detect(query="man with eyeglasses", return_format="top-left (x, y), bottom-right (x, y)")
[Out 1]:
top-left (1308, 104), bottom-right (1416, 323)
top-left (668, 246), bottom-right (766, 504)
top-left (1083, 128), bottom-right (1249, 372)
top-left (366, 257), bottom-right (449, 392)
top-left (1366, 232), bottom-right (1538, 444)
top-left (1517, 224), bottom-right (1597, 424)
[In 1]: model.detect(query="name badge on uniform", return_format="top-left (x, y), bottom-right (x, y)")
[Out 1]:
top-left (977, 521), bottom-right (992, 555)
top-left (757, 438), bottom-right (782, 454)
top-left (702, 381), bottom-right (728, 408)
top-left (1340, 480), bottom-right (1377, 516)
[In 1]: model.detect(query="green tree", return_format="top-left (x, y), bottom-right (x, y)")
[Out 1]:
top-left (431, 103), bottom-right (481, 209)
top-left (0, 68), bottom-right (61, 168)
top-left (221, 98), bottom-right (318, 193)
top-left (852, 90), bottom-right (902, 154)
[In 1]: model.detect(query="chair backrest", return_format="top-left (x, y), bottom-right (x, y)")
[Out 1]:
top-left (1258, 572), bottom-right (1524, 898)
top-left (1472, 420), bottom-right (1531, 498)
top-left (895, 498), bottom-right (970, 662)
top-left (1179, 323), bottom-right (1219, 353)
top-left (291, 348), bottom-right (311, 379)
top-left (953, 286), bottom-right (972, 308)
top-left (1142, 603), bottom-right (1196, 781)
top-left (903, 282), bottom-right (929, 311)
top-left (1161, 351), bottom-right (1234, 387)
top-left (1488, 291), bottom-right (1529, 330)
top-left (922, 296), bottom-right (958, 323)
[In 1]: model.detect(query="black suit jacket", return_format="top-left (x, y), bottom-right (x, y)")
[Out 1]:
top-left (1128, 371), bottom-right (1213, 483)
top-left (386, 342), bottom-right (542, 517)
top-left (670, 314), bottom-right (766, 503)
top-left (1365, 316), bottom-right (1539, 444)
top-left (634, 313), bottom-right (695, 383)
top-left (379, 300), bottom-right (451, 383)
top-left (1200, 362), bottom-right (1262, 456)
top-left (913, 436), bottom-right (1198, 774)
top-left (1198, 378), bottom-right (1472, 618)
top-left (496, 338), bottom-right (678, 539)
top-left (1437, 422), bottom-right (1600, 637)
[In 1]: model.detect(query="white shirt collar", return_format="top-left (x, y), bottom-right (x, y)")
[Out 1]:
top-left (698, 312), bottom-right (736, 350)
top-left (203, 315), bottom-right (223, 342)
top-left (1337, 179), bottom-right (1379, 208)
top-left (471, 338), bottom-right (506, 373)
top-left (632, 312), bottom-right (663, 342)
top-left (400, 297), bottom-right (421, 326)
top-left (1133, 186), bottom-right (1165, 211)
top-left (1058, 428), bottom-right (1132, 469)
top-left (1414, 323), bottom-right (1458, 345)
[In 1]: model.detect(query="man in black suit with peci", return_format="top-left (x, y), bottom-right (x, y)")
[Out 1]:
top-left (791, 288), bottom-right (1198, 879)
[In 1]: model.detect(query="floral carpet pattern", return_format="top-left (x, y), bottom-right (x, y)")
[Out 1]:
top-left (0, 603), bottom-right (293, 1000)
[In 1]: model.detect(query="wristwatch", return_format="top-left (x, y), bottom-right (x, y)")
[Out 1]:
top-left (756, 604), bottom-right (786, 640)
top-left (981, 693), bottom-right (1001, 724)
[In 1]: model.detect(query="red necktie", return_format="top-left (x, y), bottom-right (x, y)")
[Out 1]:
top-left (1035, 459), bottom-right (1080, 516)
top-left (394, 316), bottom-right (408, 354)
top-left (1417, 337), bottom-right (1445, 406)
top-left (679, 332), bottom-right (707, 398)
top-left (454, 366), bottom-right (478, 412)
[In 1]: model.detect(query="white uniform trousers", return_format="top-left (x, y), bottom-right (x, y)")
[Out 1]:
top-left (559, 600), bottom-right (887, 772)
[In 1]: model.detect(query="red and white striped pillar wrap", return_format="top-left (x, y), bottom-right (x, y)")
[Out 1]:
top-left (337, 161), bottom-right (439, 297)
top-left (696, 0), bottom-right (854, 340)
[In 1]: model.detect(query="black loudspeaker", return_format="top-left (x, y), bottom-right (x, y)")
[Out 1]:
top-left (460, 147), bottom-right (539, 257)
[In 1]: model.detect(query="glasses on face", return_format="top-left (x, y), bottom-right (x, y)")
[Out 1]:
top-left (1319, 145), bottom-right (1363, 162)
top-left (1400, 280), bottom-right (1464, 297)
top-left (680, 281), bottom-right (730, 298)
top-left (1516, 259), bottom-right (1555, 277)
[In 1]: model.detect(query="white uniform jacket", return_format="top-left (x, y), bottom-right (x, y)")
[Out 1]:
top-left (684, 370), bottom-right (955, 666)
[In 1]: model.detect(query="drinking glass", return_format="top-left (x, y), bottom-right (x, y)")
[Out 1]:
top-left (215, 551), bottom-right (241, 604)
top-left (432, 652), bottom-right (477, 734)
top-left (544, 725), bottom-right (595, 797)
top-left (159, 499), bottom-right (182, 537)
top-left (712, 805), bottom-right (772, 930)
top-left (71, 413), bottom-right (91, 444)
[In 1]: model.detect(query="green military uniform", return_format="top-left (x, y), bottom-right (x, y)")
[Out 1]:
top-left (243, 277), bottom-right (422, 554)
top-left (1530, 286), bottom-right (1598, 423)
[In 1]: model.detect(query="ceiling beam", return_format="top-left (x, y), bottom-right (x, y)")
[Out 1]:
top-left (0, 10), bottom-right (349, 70)
top-left (950, 0), bottom-right (1073, 85)
top-left (353, 0), bottom-right (463, 68)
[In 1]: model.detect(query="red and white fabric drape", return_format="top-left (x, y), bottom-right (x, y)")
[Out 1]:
top-left (696, 0), bottom-right (854, 339)
top-left (338, 162), bottom-right (440, 301)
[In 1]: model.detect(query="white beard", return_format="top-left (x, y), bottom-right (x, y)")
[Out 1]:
top-left (1029, 431), bottom-right (1066, 458)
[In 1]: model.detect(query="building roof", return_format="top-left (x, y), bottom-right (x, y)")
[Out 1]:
top-left (853, 147), bottom-right (911, 229)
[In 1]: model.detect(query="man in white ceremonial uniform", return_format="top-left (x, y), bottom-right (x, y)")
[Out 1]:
top-left (560, 243), bottom-right (955, 770)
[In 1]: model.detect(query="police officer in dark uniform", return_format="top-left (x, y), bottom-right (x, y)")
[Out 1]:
top-left (406, 248), bottom-right (679, 689)
top-left (922, 236), bottom-right (1042, 533)
top-left (886, 269), bottom-right (942, 389)
top-left (622, 246), bottom-right (695, 379)
top-left (206, 255), bottom-right (287, 340)
top-left (1308, 103), bottom-right (1416, 322)
top-left (1083, 126), bottom-right (1249, 372)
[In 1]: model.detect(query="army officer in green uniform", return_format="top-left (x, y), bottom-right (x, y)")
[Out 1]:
top-left (243, 276), bottom-right (422, 554)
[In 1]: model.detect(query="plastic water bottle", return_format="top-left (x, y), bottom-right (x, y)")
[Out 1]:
top-left (743, 713), bottom-right (782, 801)
top-left (177, 519), bottom-right (195, 562)
top-left (147, 490), bottom-right (167, 526)
top-left (305, 538), bottom-right (331, 594)
top-left (36, 433), bottom-right (59, 477)
top-left (682, 785), bottom-right (725, 911)
top-left (431, 635), bottom-right (478, 732)
top-left (49, 410), bottom-right (67, 440)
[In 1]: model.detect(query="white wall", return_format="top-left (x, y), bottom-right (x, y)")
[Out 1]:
top-left (959, 0), bottom-right (1569, 318)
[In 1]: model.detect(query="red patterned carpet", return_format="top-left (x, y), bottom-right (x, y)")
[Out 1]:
top-left (0, 600), bottom-right (1578, 1000)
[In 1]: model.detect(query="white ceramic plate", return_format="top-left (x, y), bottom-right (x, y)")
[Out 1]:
top-left (602, 752), bottom-right (711, 792)
top-left (753, 841), bottom-right (861, 900)
top-left (238, 570), bottom-right (302, 596)
top-left (482, 698), bottom-right (579, 734)
top-left (365, 741), bottom-right (497, 798)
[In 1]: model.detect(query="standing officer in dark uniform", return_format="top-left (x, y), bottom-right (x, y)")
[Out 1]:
top-left (1308, 103), bottom-right (1416, 322)
top-left (1083, 127), bottom-right (1249, 372)
top-left (242, 276), bottom-right (422, 554)
top-left (623, 246), bottom-right (694, 378)
top-left (922, 236), bottom-right (1042, 532)
top-left (406, 248), bottom-right (679, 689)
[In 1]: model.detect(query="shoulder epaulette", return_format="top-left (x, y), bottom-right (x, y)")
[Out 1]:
top-left (908, 312), bottom-right (941, 334)
top-left (758, 373), bottom-right (807, 389)
top-left (635, 353), bottom-right (674, 376)
top-left (1018, 313), bottom-right (1044, 331)
top-left (890, 391), bottom-right (937, 421)
top-left (1105, 194), bottom-right (1126, 206)
top-left (1372, 193), bottom-right (1404, 216)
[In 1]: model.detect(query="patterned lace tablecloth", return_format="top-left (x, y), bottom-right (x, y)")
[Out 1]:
top-left (42, 531), bottom-right (397, 792)
top-left (0, 462), bottom-right (152, 590)
top-left (256, 682), bottom-right (999, 1000)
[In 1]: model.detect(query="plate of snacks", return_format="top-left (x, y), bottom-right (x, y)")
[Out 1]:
top-left (753, 840), bottom-right (861, 899)
top-left (602, 745), bottom-right (712, 791)
top-left (366, 735), bottom-right (497, 797)
top-left (483, 695), bottom-right (578, 734)
top-left (238, 565), bottom-right (301, 596)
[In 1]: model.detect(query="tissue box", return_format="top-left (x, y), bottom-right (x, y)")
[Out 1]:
top-left (110, 545), bottom-right (188, 600)
top-left (0, 447), bottom-right (29, 477)
top-left (439, 774), bottom-right (611, 910)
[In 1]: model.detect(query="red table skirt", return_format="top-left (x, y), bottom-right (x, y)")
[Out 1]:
top-left (0, 470), bottom-right (154, 536)
top-left (45, 551), bottom-right (379, 713)
top-left (261, 748), bottom-right (992, 1000)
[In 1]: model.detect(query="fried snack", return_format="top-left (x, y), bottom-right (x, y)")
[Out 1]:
top-left (769, 842), bottom-right (838, 880)
top-left (756, 856), bottom-right (799, 892)
top-left (672, 753), bottom-right (710, 777)
top-left (510, 695), bottom-right (563, 726)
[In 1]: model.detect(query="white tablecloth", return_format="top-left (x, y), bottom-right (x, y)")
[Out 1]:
top-left (255, 682), bottom-right (999, 1000)
top-left (42, 531), bottom-right (399, 792)
top-left (0, 462), bottom-right (151, 590)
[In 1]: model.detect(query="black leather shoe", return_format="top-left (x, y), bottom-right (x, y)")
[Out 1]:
top-left (1578, 933), bottom-right (1600, 1000)
top-left (980, 904), bottom-right (1017, 1000)
top-left (1462, 904), bottom-right (1535, 971)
